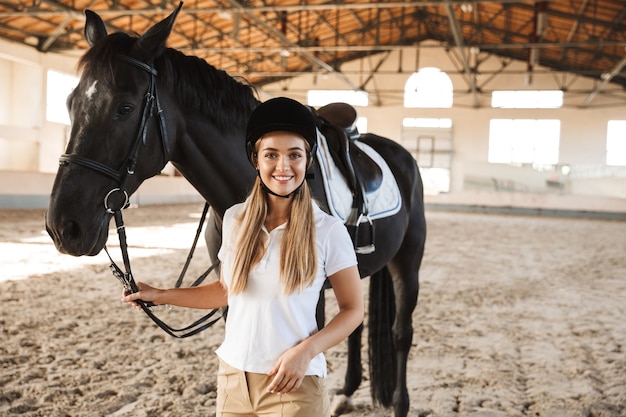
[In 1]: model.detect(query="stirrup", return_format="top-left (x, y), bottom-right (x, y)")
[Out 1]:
top-left (354, 213), bottom-right (375, 254)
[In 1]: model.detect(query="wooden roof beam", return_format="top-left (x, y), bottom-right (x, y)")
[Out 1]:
top-left (220, 0), bottom-right (360, 91)
top-left (581, 52), bottom-right (626, 107)
top-left (444, 0), bottom-right (480, 108)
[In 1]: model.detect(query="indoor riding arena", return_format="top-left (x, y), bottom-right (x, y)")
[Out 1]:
top-left (1, 2), bottom-right (625, 417)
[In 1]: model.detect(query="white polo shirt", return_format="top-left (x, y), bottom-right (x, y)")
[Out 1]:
top-left (216, 199), bottom-right (357, 377)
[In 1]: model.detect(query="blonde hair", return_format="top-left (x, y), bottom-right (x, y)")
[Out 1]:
top-left (229, 149), bottom-right (317, 295)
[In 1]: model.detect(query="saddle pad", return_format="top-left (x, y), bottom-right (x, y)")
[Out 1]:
top-left (315, 130), bottom-right (402, 222)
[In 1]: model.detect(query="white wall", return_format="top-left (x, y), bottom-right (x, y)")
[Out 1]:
top-left (0, 38), bottom-right (78, 174)
top-left (0, 171), bottom-right (204, 209)
top-left (0, 39), bottom-right (625, 215)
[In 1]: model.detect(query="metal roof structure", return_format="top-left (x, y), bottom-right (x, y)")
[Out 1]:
top-left (1, 0), bottom-right (625, 108)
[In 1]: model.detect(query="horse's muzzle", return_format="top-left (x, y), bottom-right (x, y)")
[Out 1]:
top-left (45, 211), bottom-right (108, 256)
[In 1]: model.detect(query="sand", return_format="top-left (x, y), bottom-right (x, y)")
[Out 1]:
top-left (1, 203), bottom-right (625, 417)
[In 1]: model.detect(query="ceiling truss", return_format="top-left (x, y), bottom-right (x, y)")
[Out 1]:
top-left (0, 0), bottom-right (625, 107)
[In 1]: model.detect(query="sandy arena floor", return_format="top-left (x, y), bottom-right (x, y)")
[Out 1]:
top-left (1, 204), bottom-right (625, 417)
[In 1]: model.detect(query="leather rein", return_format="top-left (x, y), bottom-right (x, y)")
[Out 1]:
top-left (59, 54), bottom-right (223, 338)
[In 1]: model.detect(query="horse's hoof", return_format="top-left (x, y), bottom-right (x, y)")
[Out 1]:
top-left (331, 394), bottom-right (355, 416)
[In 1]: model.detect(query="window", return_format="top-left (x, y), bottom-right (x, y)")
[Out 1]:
top-left (607, 120), bottom-right (626, 166)
top-left (404, 67), bottom-right (453, 108)
top-left (307, 90), bottom-right (368, 107)
top-left (403, 118), bottom-right (452, 129)
top-left (491, 90), bottom-right (563, 109)
top-left (46, 70), bottom-right (78, 125)
top-left (488, 119), bottom-right (560, 165)
top-left (402, 119), bottom-right (453, 195)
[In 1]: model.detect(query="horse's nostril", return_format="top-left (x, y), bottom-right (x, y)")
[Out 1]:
top-left (60, 219), bottom-right (81, 242)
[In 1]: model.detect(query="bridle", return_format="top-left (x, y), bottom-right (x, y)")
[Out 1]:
top-left (59, 55), bottom-right (170, 213)
top-left (59, 54), bottom-right (223, 338)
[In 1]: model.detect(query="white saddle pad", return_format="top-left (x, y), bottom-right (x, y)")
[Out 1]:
top-left (315, 131), bottom-right (402, 222)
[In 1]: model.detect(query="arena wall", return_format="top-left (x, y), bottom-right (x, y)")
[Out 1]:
top-left (1, 38), bottom-right (624, 218)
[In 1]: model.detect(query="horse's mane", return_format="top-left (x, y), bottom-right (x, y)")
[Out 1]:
top-left (78, 32), bottom-right (259, 130)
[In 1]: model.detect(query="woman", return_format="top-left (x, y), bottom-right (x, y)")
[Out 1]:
top-left (123, 97), bottom-right (364, 416)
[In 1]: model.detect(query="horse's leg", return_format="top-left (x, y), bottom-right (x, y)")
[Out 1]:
top-left (386, 264), bottom-right (419, 416)
top-left (387, 212), bottom-right (425, 416)
top-left (331, 323), bottom-right (363, 416)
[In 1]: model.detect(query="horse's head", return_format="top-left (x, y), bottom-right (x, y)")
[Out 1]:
top-left (46, 4), bottom-right (182, 256)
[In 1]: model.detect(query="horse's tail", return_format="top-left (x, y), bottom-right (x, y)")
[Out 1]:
top-left (368, 265), bottom-right (396, 407)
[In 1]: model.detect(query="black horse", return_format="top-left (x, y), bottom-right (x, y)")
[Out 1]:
top-left (45, 5), bottom-right (426, 417)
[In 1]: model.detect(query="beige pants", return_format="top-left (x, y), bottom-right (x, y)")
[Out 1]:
top-left (216, 359), bottom-right (331, 417)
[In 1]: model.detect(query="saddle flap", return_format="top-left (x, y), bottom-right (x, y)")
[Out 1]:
top-left (315, 132), bottom-right (402, 224)
top-left (349, 141), bottom-right (383, 193)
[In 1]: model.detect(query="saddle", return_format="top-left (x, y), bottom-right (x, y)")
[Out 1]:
top-left (316, 102), bottom-right (383, 194)
top-left (315, 102), bottom-right (383, 254)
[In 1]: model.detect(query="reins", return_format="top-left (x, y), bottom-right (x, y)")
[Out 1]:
top-left (106, 202), bottom-right (224, 339)
top-left (59, 53), bottom-right (223, 338)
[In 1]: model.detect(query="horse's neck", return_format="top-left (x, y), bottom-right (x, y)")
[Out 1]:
top-left (171, 121), bottom-right (256, 217)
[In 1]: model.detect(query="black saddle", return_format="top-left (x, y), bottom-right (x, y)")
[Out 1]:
top-left (316, 103), bottom-right (382, 194)
top-left (314, 102), bottom-right (383, 254)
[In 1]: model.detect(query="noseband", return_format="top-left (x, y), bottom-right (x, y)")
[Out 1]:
top-left (59, 55), bottom-right (170, 213)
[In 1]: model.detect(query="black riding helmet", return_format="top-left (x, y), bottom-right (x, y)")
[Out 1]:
top-left (245, 97), bottom-right (318, 166)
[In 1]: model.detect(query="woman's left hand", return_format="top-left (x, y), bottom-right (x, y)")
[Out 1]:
top-left (266, 344), bottom-right (313, 394)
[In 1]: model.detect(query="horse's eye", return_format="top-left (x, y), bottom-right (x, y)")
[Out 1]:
top-left (116, 104), bottom-right (134, 117)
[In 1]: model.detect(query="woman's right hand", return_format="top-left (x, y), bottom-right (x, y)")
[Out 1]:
top-left (121, 282), bottom-right (163, 310)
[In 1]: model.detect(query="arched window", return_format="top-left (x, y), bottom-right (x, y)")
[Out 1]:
top-left (404, 67), bottom-right (453, 108)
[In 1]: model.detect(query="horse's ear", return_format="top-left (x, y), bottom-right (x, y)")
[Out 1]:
top-left (133, 2), bottom-right (183, 59)
top-left (84, 10), bottom-right (108, 47)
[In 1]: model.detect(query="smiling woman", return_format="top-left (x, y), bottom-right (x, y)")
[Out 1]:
top-left (122, 97), bottom-right (364, 417)
top-left (245, 97), bottom-right (317, 200)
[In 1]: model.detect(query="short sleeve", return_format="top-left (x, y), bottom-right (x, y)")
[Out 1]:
top-left (323, 221), bottom-right (358, 277)
top-left (217, 204), bottom-right (240, 263)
